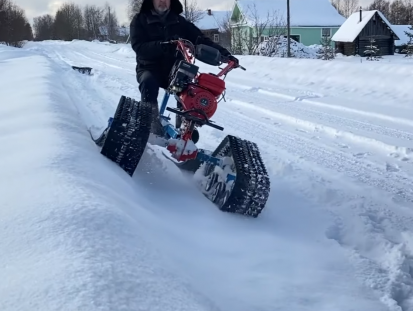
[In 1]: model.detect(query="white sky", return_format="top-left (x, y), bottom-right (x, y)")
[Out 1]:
top-left (14, 0), bottom-right (376, 26)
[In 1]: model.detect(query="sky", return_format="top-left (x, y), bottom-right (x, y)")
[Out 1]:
top-left (15, 0), bottom-right (376, 26)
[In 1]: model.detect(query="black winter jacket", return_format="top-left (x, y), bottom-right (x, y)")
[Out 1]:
top-left (129, 0), bottom-right (231, 78)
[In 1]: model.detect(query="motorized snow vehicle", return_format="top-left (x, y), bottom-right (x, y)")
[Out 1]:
top-left (90, 38), bottom-right (270, 217)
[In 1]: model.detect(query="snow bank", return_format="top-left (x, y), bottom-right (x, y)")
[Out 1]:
top-left (230, 54), bottom-right (413, 98)
top-left (255, 36), bottom-right (321, 58)
top-left (0, 45), bottom-right (219, 311)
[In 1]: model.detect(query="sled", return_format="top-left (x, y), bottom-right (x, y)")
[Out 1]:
top-left (72, 66), bottom-right (93, 75)
top-left (90, 38), bottom-right (270, 218)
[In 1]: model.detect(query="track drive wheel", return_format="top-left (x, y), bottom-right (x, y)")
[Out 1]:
top-left (202, 135), bottom-right (270, 218)
top-left (100, 96), bottom-right (152, 176)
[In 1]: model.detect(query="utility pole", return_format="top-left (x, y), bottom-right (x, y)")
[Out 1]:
top-left (184, 0), bottom-right (188, 19)
top-left (287, 0), bottom-right (291, 57)
top-left (108, 6), bottom-right (111, 40)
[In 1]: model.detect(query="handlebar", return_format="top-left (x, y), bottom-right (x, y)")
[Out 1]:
top-left (160, 40), bottom-right (179, 45)
top-left (160, 39), bottom-right (246, 71)
top-left (222, 56), bottom-right (246, 71)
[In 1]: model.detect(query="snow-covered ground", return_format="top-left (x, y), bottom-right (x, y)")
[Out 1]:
top-left (1, 40), bottom-right (413, 311)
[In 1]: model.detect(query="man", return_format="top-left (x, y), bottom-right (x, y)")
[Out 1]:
top-left (129, 0), bottom-right (238, 137)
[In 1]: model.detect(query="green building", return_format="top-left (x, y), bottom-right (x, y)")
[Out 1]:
top-left (229, 0), bottom-right (345, 54)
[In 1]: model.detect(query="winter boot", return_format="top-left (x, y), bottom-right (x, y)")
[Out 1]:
top-left (150, 103), bottom-right (165, 136)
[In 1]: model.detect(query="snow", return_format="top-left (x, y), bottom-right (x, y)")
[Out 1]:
top-left (195, 11), bottom-right (229, 31)
top-left (332, 10), bottom-right (397, 43)
top-left (236, 0), bottom-right (345, 26)
top-left (256, 36), bottom-right (321, 58)
top-left (2, 39), bottom-right (413, 311)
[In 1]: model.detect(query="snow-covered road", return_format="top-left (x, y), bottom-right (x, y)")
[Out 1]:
top-left (1, 40), bottom-right (413, 311)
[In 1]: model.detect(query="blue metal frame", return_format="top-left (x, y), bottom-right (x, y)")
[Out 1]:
top-left (105, 92), bottom-right (236, 182)
top-left (158, 92), bottom-right (235, 181)
top-left (195, 150), bottom-right (236, 183)
top-left (159, 92), bottom-right (170, 116)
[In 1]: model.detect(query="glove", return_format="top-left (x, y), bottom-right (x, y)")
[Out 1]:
top-left (160, 35), bottom-right (180, 55)
top-left (160, 40), bottom-right (177, 55)
top-left (228, 55), bottom-right (239, 65)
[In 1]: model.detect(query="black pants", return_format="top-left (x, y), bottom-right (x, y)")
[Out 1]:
top-left (136, 70), bottom-right (168, 103)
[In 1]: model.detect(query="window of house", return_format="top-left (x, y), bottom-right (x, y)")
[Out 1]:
top-left (290, 35), bottom-right (300, 42)
top-left (213, 34), bottom-right (219, 42)
top-left (322, 28), bottom-right (331, 37)
top-left (283, 35), bottom-right (300, 42)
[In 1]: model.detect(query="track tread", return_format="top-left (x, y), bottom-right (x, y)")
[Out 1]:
top-left (100, 96), bottom-right (152, 176)
top-left (208, 135), bottom-right (270, 217)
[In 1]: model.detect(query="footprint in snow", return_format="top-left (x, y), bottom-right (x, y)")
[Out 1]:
top-left (386, 163), bottom-right (400, 172)
top-left (353, 152), bottom-right (370, 158)
top-left (390, 152), bottom-right (410, 162)
top-left (338, 143), bottom-right (349, 149)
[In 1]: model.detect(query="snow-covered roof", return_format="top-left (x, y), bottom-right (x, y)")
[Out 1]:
top-left (235, 0), bottom-right (345, 27)
top-left (195, 10), bottom-right (230, 31)
top-left (332, 10), bottom-right (398, 42)
top-left (392, 25), bottom-right (412, 45)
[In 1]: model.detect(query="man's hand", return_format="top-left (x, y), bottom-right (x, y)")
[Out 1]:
top-left (228, 55), bottom-right (239, 65)
top-left (222, 54), bottom-right (239, 65)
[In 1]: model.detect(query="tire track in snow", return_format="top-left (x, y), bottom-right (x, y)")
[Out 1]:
top-left (214, 105), bottom-right (413, 204)
top-left (225, 97), bottom-right (413, 169)
top-left (87, 50), bottom-right (136, 65)
top-left (226, 87), bottom-right (413, 144)
top-left (212, 106), bottom-right (413, 311)
top-left (226, 81), bottom-right (413, 128)
top-left (42, 43), bottom-right (413, 310)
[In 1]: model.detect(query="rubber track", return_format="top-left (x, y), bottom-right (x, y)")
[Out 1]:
top-left (100, 96), bottom-right (152, 176)
top-left (209, 135), bottom-right (270, 217)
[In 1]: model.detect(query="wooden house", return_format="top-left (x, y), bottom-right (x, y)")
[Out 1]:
top-left (332, 9), bottom-right (400, 56)
top-left (195, 9), bottom-right (231, 50)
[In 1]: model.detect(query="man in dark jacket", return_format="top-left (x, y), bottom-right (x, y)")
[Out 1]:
top-left (129, 0), bottom-right (238, 136)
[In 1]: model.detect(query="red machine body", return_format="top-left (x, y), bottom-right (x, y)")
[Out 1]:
top-left (178, 73), bottom-right (225, 119)
top-left (162, 38), bottom-right (245, 162)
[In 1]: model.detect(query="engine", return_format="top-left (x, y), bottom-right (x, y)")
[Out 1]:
top-left (179, 85), bottom-right (218, 119)
top-left (169, 59), bottom-right (226, 121)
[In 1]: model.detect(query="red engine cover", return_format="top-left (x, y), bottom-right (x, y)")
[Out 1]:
top-left (180, 85), bottom-right (218, 119)
top-left (197, 73), bottom-right (226, 97)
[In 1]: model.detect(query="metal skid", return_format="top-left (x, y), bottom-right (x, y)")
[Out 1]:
top-left (154, 92), bottom-right (236, 183)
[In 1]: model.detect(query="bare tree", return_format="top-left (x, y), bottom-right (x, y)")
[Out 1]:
top-left (183, 0), bottom-right (204, 24)
top-left (102, 2), bottom-right (119, 40)
top-left (33, 14), bottom-right (54, 40)
top-left (128, 0), bottom-right (143, 21)
top-left (0, 0), bottom-right (32, 47)
top-left (218, 11), bottom-right (234, 53)
top-left (240, 2), bottom-right (287, 55)
top-left (331, 0), bottom-right (359, 17)
top-left (366, 0), bottom-right (391, 17)
top-left (261, 12), bottom-right (288, 57)
top-left (53, 2), bottom-right (84, 40)
top-left (84, 5), bottom-right (103, 40)
top-left (390, 0), bottom-right (406, 24)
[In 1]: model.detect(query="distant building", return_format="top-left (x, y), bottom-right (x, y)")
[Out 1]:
top-left (229, 0), bottom-right (345, 54)
top-left (332, 9), bottom-right (400, 56)
top-left (195, 9), bottom-right (231, 51)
